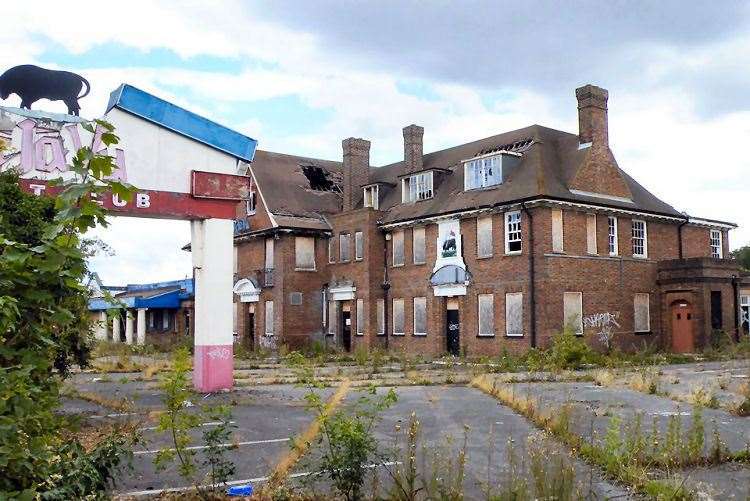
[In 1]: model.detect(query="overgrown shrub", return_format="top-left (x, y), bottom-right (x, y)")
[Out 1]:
top-left (0, 125), bottom-right (136, 498)
top-left (546, 328), bottom-right (598, 370)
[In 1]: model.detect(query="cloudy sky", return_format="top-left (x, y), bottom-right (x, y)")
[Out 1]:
top-left (3, 1), bottom-right (749, 285)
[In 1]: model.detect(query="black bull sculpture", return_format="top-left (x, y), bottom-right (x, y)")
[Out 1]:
top-left (0, 64), bottom-right (90, 116)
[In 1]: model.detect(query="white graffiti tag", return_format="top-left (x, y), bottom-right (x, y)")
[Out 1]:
top-left (206, 347), bottom-right (231, 360)
top-left (583, 312), bottom-right (621, 349)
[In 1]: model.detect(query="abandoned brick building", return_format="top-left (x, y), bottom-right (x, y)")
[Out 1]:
top-left (231, 84), bottom-right (747, 356)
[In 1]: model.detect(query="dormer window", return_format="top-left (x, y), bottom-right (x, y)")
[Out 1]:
top-left (402, 171), bottom-right (433, 203)
top-left (363, 185), bottom-right (379, 209)
top-left (464, 154), bottom-right (502, 190)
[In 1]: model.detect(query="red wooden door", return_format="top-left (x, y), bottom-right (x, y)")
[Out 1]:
top-left (671, 302), bottom-right (694, 353)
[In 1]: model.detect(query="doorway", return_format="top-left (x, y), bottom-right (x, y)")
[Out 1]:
top-left (446, 307), bottom-right (460, 356)
top-left (671, 301), bottom-right (694, 353)
top-left (341, 310), bottom-right (352, 352)
top-left (247, 309), bottom-right (255, 351)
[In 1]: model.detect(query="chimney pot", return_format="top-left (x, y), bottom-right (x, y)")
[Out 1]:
top-left (342, 137), bottom-right (371, 211)
top-left (575, 84), bottom-right (608, 146)
top-left (403, 124), bottom-right (424, 173)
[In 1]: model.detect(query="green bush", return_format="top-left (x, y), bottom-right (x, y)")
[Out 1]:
top-left (546, 328), bottom-right (598, 370)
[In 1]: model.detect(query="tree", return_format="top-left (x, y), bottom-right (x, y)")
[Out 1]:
top-left (0, 122), bottom-right (136, 499)
top-left (730, 245), bottom-right (750, 271)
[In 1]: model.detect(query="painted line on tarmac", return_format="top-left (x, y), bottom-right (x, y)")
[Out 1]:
top-left (139, 420), bottom-right (236, 432)
top-left (89, 412), bottom-right (138, 419)
top-left (122, 461), bottom-right (401, 497)
top-left (265, 378), bottom-right (353, 491)
top-left (133, 437), bottom-right (289, 455)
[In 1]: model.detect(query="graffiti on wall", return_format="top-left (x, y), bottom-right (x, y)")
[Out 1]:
top-left (583, 311), bottom-right (621, 349)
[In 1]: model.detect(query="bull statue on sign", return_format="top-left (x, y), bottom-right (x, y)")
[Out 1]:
top-left (0, 64), bottom-right (90, 116)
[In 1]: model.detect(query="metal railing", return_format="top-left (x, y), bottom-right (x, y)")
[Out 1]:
top-left (262, 268), bottom-right (274, 287)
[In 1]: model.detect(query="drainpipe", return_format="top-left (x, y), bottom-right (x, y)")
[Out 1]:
top-left (381, 230), bottom-right (391, 351)
top-left (732, 274), bottom-right (740, 342)
top-left (521, 202), bottom-right (537, 348)
top-left (677, 214), bottom-right (689, 259)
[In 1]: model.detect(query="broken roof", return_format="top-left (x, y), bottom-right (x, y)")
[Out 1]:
top-left (249, 123), bottom-right (688, 232)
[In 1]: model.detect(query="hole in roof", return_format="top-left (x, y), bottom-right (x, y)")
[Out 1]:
top-left (300, 165), bottom-right (341, 192)
top-left (476, 138), bottom-right (533, 157)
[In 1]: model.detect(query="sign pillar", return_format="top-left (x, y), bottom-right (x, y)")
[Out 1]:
top-left (191, 218), bottom-right (234, 392)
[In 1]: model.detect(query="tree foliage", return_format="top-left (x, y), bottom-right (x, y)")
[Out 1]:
top-left (730, 245), bottom-right (750, 271)
top-left (0, 122), bottom-right (135, 499)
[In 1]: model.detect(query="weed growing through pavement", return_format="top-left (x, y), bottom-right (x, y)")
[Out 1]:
top-left (154, 348), bottom-right (236, 500)
top-left (731, 382), bottom-right (750, 416)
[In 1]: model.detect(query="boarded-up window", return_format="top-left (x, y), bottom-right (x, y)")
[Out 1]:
top-left (265, 238), bottom-right (274, 268)
top-left (355, 231), bottom-right (364, 260)
top-left (233, 302), bottom-right (238, 334)
top-left (413, 227), bottom-right (426, 264)
top-left (264, 300), bottom-right (274, 335)
top-left (393, 230), bottom-right (405, 266)
top-left (413, 297), bottom-right (427, 335)
top-left (356, 299), bottom-right (364, 335)
top-left (340, 233), bottom-right (351, 262)
top-left (563, 292), bottom-right (583, 335)
top-left (552, 209), bottom-right (564, 253)
top-left (328, 301), bottom-right (337, 335)
top-left (505, 292), bottom-right (523, 337)
top-left (634, 293), bottom-right (650, 332)
top-left (295, 236), bottom-right (316, 270)
top-left (477, 216), bottom-right (493, 258)
top-left (586, 214), bottom-right (597, 254)
top-left (478, 294), bottom-right (494, 336)
top-left (377, 299), bottom-right (385, 335)
top-left (328, 237), bottom-right (335, 263)
top-left (393, 299), bottom-right (404, 335)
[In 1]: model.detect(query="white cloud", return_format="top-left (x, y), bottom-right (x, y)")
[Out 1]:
top-left (3, 0), bottom-right (748, 289)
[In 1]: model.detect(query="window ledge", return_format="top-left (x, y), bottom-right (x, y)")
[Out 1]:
top-left (413, 261), bottom-right (426, 266)
top-left (635, 330), bottom-right (652, 335)
top-left (355, 333), bottom-right (364, 336)
top-left (392, 263), bottom-right (405, 268)
top-left (477, 334), bottom-right (495, 338)
top-left (505, 251), bottom-right (523, 256)
top-left (476, 255), bottom-right (493, 260)
top-left (392, 332), bottom-right (405, 336)
top-left (413, 333), bottom-right (427, 337)
top-left (633, 255), bottom-right (648, 260)
top-left (355, 258), bottom-right (364, 262)
top-left (505, 334), bottom-right (524, 338)
top-left (295, 268), bottom-right (317, 272)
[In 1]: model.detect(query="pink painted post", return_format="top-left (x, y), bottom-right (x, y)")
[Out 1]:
top-left (194, 345), bottom-right (234, 391)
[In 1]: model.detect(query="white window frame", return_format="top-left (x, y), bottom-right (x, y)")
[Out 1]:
top-left (464, 155), bottom-right (502, 190)
top-left (634, 293), bottom-right (651, 333)
top-left (264, 300), bottom-right (274, 336)
top-left (376, 299), bottom-right (385, 335)
top-left (710, 229), bottom-right (723, 258)
top-left (504, 211), bottom-right (522, 254)
top-left (356, 298), bottom-right (364, 336)
top-left (505, 292), bottom-right (524, 337)
top-left (632, 219), bottom-right (648, 258)
top-left (295, 236), bottom-right (316, 271)
top-left (363, 185), bottom-right (379, 209)
top-left (477, 216), bottom-right (493, 258)
top-left (401, 171), bottom-right (433, 203)
top-left (413, 297), bottom-right (427, 336)
top-left (245, 191), bottom-right (257, 215)
top-left (608, 216), bottom-right (619, 256)
top-left (339, 233), bottom-right (351, 262)
top-left (413, 227), bottom-right (426, 264)
top-left (563, 292), bottom-right (583, 336)
top-left (586, 214), bottom-right (597, 255)
top-left (478, 294), bottom-right (495, 337)
top-left (392, 298), bottom-right (405, 335)
top-left (551, 208), bottom-right (564, 253)
top-left (392, 229), bottom-right (405, 267)
top-left (355, 231), bottom-right (364, 261)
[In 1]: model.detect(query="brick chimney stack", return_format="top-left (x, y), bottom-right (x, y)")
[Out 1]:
top-left (403, 124), bottom-right (424, 173)
top-left (575, 84), bottom-right (608, 146)
top-left (342, 137), bottom-right (371, 211)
